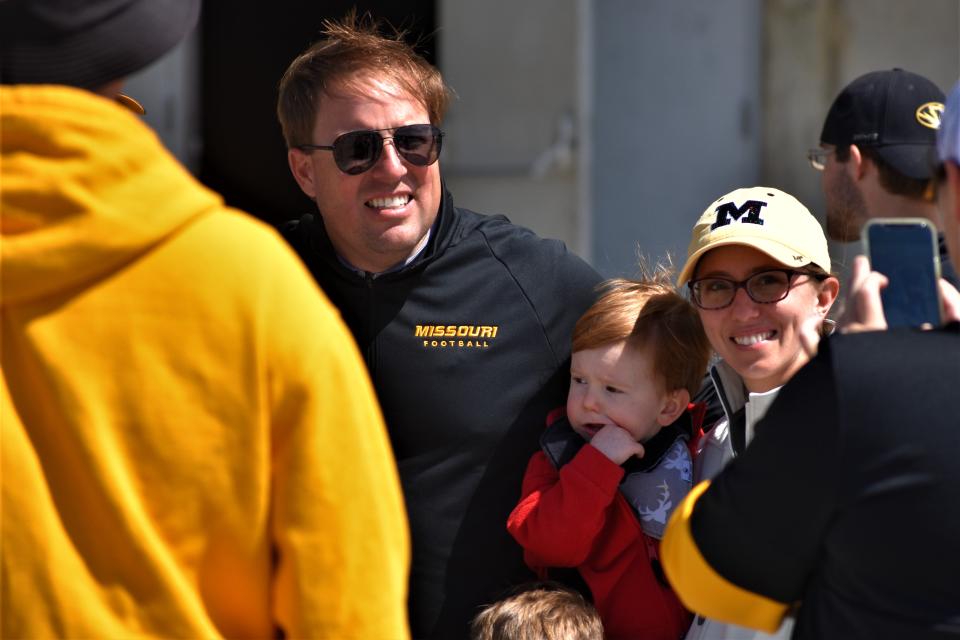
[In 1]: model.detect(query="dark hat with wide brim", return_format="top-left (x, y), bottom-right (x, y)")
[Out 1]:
top-left (0, 0), bottom-right (200, 90)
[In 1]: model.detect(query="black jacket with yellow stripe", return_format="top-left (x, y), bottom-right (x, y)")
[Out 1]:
top-left (283, 186), bottom-right (602, 640)
top-left (662, 325), bottom-right (960, 639)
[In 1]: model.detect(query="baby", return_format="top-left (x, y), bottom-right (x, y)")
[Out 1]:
top-left (507, 277), bottom-right (711, 640)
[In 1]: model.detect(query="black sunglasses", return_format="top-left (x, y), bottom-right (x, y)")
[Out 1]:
top-left (296, 124), bottom-right (443, 175)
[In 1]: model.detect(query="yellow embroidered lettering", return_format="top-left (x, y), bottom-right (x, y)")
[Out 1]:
top-left (417, 324), bottom-right (498, 347)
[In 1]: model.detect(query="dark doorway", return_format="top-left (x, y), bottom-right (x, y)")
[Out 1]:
top-left (199, 2), bottom-right (436, 227)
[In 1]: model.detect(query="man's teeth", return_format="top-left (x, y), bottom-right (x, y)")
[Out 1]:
top-left (366, 195), bottom-right (410, 208)
top-left (733, 331), bottom-right (775, 346)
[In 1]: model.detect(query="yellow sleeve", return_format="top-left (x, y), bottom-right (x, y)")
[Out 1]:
top-left (261, 233), bottom-right (410, 639)
top-left (661, 481), bottom-right (788, 633)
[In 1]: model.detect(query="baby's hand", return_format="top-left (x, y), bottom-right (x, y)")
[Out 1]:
top-left (590, 425), bottom-right (646, 465)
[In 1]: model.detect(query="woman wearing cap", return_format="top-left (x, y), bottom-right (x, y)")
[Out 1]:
top-left (674, 186), bottom-right (838, 640)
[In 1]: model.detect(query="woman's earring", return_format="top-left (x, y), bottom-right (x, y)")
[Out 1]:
top-left (820, 318), bottom-right (838, 337)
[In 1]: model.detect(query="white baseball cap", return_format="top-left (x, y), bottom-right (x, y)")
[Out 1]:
top-left (677, 186), bottom-right (831, 286)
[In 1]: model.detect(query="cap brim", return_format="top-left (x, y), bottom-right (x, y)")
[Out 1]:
top-left (873, 143), bottom-right (939, 180)
top-left (677, 236), bottom-right (815, 286)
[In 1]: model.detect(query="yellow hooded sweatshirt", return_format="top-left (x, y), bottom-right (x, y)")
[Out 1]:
top-left (1, 85), bottom-right (410, 639)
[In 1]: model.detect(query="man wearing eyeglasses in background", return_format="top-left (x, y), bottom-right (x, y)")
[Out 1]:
top-left (278, 14), bottom-right (602, 640)
top-left (808, 68), bottom-right (958, 288)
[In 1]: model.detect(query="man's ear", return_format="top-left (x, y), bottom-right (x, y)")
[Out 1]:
top-left (288, 148), bottom-right (317, 198)
top-left (657, 388), bottom-right (690, 426)
top-left (848, 144), bottom-right (868, 181)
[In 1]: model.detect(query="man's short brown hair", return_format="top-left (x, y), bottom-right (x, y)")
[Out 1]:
top-left (837, 144), bottom-right (932, 200)
top-left (470, 582), bottom-right (603, 640)
top-left (572, 276), bottom-right (711, 398)
top-left (277, 12), bottom-right (451, 148)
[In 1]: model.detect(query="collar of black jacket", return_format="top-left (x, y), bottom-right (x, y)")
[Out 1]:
top-left (293, 180), bottom-right (474, 279)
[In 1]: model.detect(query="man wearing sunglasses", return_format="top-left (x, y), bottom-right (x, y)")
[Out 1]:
top-left (810, 68), bottom-right (957, 287)
top-left (278, 15), bottom-right (602, 640)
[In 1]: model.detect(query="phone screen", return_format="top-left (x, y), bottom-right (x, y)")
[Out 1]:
top-left (864, 220), bottom-right (942, 328)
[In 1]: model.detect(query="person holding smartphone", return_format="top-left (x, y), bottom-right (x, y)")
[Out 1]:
top-left (661, 84), bottom-right (960, 640)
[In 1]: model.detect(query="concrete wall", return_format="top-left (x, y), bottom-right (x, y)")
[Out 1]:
top-left (590, 0), bottom-right (762, 277)
top-left (440, 1), bottom-right (765, 276)
top-left (438, 0), bottom-right (583, 252)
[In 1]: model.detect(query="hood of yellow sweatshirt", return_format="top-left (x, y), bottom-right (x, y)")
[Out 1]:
top-left (1, 85), bottom-right (222, 306)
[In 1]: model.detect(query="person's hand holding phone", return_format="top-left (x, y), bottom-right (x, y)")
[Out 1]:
top-left (840, 255), bottom-right (890, 333)
top-left (839, 254), bottom-right (960, 333)
top-left (797, 216), bottom-right (952, 356)
top-left (940, 278), bottom-right (960, 323)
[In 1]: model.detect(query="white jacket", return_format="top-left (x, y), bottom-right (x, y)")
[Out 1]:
top-left (683, 360), bottom-right (794, 640)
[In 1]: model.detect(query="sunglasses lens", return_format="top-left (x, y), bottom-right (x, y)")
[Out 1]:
top-left (330, 125), bottom-right (442, 174)
top-left (333, 131), bottom-right (382, 175)
top-left (394, 125), bottom-right (442, 166)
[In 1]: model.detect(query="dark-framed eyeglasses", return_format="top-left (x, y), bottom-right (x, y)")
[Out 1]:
top-left (807, 147), bottom-right (834, 171)
top-left (688, 269), bottom-right (824, 310)
top-left (295, 124), bottom-right (443, 175)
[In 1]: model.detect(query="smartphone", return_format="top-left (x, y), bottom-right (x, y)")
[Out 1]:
top-left (862, 218), bottom-right (942, 328)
